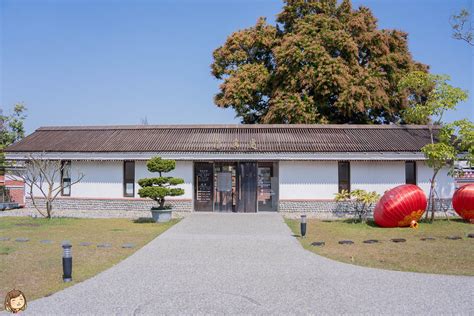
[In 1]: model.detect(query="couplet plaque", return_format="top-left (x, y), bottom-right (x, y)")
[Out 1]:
top-left (194, 162), bottom-right (214, 212)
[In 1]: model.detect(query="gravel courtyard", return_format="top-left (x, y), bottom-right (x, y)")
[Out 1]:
top-left (17, 213), bottom-right (473, 315)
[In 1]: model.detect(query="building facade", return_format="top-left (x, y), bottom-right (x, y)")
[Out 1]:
top-left (5, 125), bottom-right (455, 216)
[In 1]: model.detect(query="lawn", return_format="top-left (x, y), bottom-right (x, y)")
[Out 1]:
top-left (0, 216), bottom-right (178, 307)
top-left (286, 218), bottom-right (474, 276)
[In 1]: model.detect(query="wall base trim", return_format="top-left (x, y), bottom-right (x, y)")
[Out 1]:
top-left (278, 199), bottom-right (455, 219)
top-left (26, 197), bottom-right (193, 213)
top-left (23, 197), bottom-right (454, 220)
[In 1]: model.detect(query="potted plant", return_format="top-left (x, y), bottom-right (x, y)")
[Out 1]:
top-left (138, 157), bottom-right (184, 222)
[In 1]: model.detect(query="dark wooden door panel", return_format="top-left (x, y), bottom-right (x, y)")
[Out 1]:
top-left (237, 162), bottom-right (257, 213)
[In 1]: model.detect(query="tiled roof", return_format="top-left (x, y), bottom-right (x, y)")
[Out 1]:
top-left (5, 124), bottom-right (436, 153)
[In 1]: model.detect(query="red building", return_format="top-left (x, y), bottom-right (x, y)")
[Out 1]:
top-left (0, 175), bottom-right (25, 207)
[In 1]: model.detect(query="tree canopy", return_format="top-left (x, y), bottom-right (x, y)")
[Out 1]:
top-left (1, 103), bottom-right (26, 149)
top-left (211, 0), bottom-right (428, 124)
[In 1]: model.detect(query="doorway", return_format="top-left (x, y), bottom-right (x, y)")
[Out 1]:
top-left (214, 163), bottom-right (237, 212)
top-left (194, 161), bottom-right (277, 212)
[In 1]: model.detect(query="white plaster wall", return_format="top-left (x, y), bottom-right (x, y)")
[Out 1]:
top-left (29, 167), bottom-right (61, 198)
top-left (417, 162), bottom-right (455, 198)
top-left (28, 161), bottom-right (123, 198)
top-left (279, 160), bottom-right (456, 200)
top-left (279, 161), bottom-right (339, 199)
top-left (26, 160), bottom-right (193, 200)
top-left (27, 159), bottom-right (454, 201)
top-left (351, 161), bottom-right (406, 195)
top-left (71, 161), bottom-right (123, 198)
top-left (135, 160), bottom-right (193, 199)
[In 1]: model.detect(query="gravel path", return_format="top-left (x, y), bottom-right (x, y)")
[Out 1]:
top-left (16, 213), bottom-right (473, 315)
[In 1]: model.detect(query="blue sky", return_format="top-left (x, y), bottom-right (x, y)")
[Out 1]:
top-left (1, 0), bottom-right (472, 134)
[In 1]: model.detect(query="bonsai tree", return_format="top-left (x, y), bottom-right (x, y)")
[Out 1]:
top-left (138, 157), bottom-right (184, 209)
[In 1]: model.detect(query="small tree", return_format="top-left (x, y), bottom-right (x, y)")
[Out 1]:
top-left (1, 103), bottom-right (27, 176)
top-left (335, 189), bottom-right (380, 223)
top-left (450, 9), bottom-right (473, 46)
top-left (138, 157), bottom-right (184, 209)
top-left (11, 154), bottom-right (84, 218)
top-left (398, 71), bottom-right (469, 221)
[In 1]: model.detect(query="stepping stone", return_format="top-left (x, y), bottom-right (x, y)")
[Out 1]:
top-left (420, 237), bottom-right (436, 241)
top-left (338, 240), bottom-right (354, 245)
top-left (446, 236), bottom-right (462, 240)
top-left (391, 238), bottom-right (406, 243)
top-left (15, 238), bottom-right (29, 242)
top-left (122, 243), bottom-right (135, 249)
top-left (363, 239), bottom-right (379, 244)
top-left (311, 241), bottom-right (325, 247)
top-left (0, 237), bottom-right (10, 241)
top-left (80, 242), bottom-right (93, 246)
top-left (467, 233), bottom-right (474, 239)
top-left (40, 240), bottom-right (53, 244)
top-left (97, 243), bottom-right (112, 248)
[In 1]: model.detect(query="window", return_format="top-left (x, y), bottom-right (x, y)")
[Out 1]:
top-left (61, 161), bottom-right (71, 196)
top-left (338, 161), bottom-right (350, 193)
top-left (405, 161), bottom-right (417, 185)
top-left (123, 161), bottom-right (135, 197)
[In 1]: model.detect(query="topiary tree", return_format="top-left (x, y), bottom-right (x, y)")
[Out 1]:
top-left (138, 157), bottom-right (185, 209)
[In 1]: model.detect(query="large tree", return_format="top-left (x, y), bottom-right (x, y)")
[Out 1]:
top-left (211, 0), bottom-right (428, 124)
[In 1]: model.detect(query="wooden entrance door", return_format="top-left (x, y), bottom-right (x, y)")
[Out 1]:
top-left (237, 162), bottom-right (257, 213)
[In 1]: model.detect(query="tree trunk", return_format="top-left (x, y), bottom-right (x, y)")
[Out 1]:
top-left (159, 198), bottom-right (165, 209)
top-left (46, 200), bottom-right (52, 219)
top-left (427, 169), bottom-right (439, 223)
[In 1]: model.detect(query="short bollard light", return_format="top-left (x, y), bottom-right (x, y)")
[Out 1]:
top-left (300, 215), bottom-right (307, 238)
top-left (62, 241), bottom-right (73, 282)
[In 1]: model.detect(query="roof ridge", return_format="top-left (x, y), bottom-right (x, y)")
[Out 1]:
top-left (7, 125), bottom-right (436, 153)
top-left (36, 124), bottom-right (438, 131)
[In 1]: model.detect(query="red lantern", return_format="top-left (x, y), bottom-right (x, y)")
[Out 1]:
top-left (452, 184), bottom-right (474, 221)
top-left (374, 184), bottom-right (427, 228)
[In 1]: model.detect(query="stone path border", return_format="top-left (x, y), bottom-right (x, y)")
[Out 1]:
top-left (391, 238), bottom-right (406, 243)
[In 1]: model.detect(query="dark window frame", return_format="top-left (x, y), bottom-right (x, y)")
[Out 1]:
top-left (338, 161), bottom-right (351, 193)
top-left (123, 161), bottom-right (135, 197)
top-left (405, 161), bottom-right (417, 185)
top-left (61, 160), bottom-right (71, 196)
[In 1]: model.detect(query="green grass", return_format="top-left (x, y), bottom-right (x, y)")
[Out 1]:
top-left (0, 216), bottom-right (178, 306)
top-left (286, 218), bottom-right (474, 276)
top-left (0, 246), bottom-right (14, 255)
